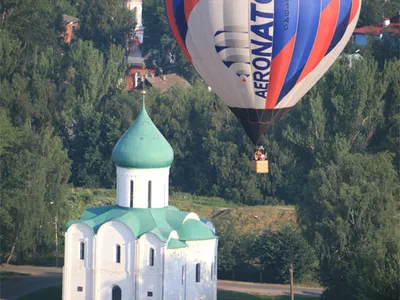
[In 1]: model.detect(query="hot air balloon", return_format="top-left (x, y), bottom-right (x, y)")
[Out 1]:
top-left (165, 0), bottom-right (361, 173)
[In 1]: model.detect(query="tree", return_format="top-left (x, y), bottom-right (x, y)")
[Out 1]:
top-left (213, 217), bottom-right (252, 280)
top-left (299, 152), bottom-right (400, 300)
top-left (67, 40), bottom-right (124, 118)
top-left (370, 59), bottom-right (400, 172)
top-left (0, 123), bottom-right (70, 263)
top-left (76, 0), bottom-right (135, 51)
top-left (0, 0), bottom-right (61, 51)
top-left (142, 0), bottom-right (198, 82)
top-left (265, 56), bottom-right (388, 204)
top-left (357, 0), bottom-right (400, 27)
top-left (251, 226), bottom-right (317, 284)
top-left (0, 29), bottom-right (22, 80)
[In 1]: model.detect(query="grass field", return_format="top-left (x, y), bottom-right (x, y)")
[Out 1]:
top-left (18, 285), bottom-right (319, 300)
top-left (18, 285), bottom-right (61, 300)
top-left (218, 291), bottom-right (318, 300)
top-left (68, 188), bottom-right (297, 232)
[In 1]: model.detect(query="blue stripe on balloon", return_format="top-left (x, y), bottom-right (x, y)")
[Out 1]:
top-left (223, 61), bottom-right (250, 68)
top-left (322, 0), bottom-right (332, 10)
top-left (276, 0), bottom-right (321, 104)
top-left (326, 0), bottom-right (351, 54)
top-left (215, 46), bottom-right (229, 53)
top-left (173, 0), bottom-right (188, 47)
top-left (277, 68), bottom-right (303, 105)
top-left (214, 30), bottom-right (225, 37)
top-left (272, 0), bottom-right (299, 59)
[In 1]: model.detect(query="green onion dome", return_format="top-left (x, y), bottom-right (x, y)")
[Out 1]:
top-left (112, 97), bottom-right (174, 169)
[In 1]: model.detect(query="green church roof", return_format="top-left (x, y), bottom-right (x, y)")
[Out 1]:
top-left (178, 219), bottom-right (216, 241)
top-left (66, 205), bottom-right (217, 249)
top-left (112, 96), bottom-right (174, 169)
top-left (167, 238), bottom-right (187, 249)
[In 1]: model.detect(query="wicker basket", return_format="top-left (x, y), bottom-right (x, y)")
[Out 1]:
top-left (251, 160), bottom-right (269, 174)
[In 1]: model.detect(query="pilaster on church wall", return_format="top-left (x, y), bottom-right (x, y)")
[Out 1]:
top-left (63, 223), bottom-right (94, 300)
top-left (136, 233), bottom-right (164, 299)
top-left (164, 248), bottom-right (186, 299)
top-left (94, 221), bottom-right (136, 300)
top-left (185, 239), bottom-right (218, 300)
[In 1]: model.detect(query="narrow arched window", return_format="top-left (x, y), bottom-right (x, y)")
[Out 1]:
top-left (116, 245), bottom-right (121, 263)
top-left (149, 248), bottom-right (154, 266)
top-left (130, 180), bottom-right (134, 207)
top-left (148, 181), bottom-right (152, 208)
top-left (182, 265), bottom-right (185, 284)
top-left (112, 285), bottom-right (122, 300)
top-left (196, 263), bottom-right (201, 282)
top-left (211, 262), bottom-right (213, 279)
top-left (80, 242), bottom-right (85, 260)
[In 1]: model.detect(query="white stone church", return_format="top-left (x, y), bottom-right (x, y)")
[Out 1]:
top-left (62, 93), bottom-right (218, 300)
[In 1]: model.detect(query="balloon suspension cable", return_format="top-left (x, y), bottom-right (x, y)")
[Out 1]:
top-left (256, 122), bottom-right (272, 146)
top-left (256, 107), bottom-right (287, 146)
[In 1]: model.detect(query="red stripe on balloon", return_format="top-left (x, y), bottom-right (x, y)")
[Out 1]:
top-left (265, 35), bottom-right (296, 109)
top-left (184, 0), bottom-right (199, 23)
top-left (349, 0), bottom-right (360, 24)
top-left (166, 0), bottom-right (192, 63)
top-left (297, 0), bottom-right (339, 83)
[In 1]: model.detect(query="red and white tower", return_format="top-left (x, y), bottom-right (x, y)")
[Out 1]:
top-left (124, 0), bottom-right (144, 44)
top-left (123, 0), bottom-right (155, 91)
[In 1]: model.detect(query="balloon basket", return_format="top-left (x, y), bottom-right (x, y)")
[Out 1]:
top-left (251, 160), bottom-right (269, 174)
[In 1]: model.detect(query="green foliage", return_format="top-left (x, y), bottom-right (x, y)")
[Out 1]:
top-left (358, 0), bottom-right (400, 27)
top-left (213, 217), bottom-right (251, 278)
top-left (0, 124), bottom-right (71, 262)
top-left (218, 291), bottom-right (319, 300)
top-left (214, 215), bottom-right (317, 284)
top-left (0, 30), bottom-right (22, 79)
top-left (371, 59), bottom-right (400, 170)
top-left (142, 0), bottom-right (199, 82)
top-left (0, 0), bottom-right (61, 51)
top-left (18, 285), bottom-right (62, 300)
top-left (1, 0), bottom-right (400, 296)
top-left (250, 226), bottom-right (317, 284)
top-left (299, 152), bottom-right (400, 300)
top-left (0, 0), bottom-right (127, 263)
top-left (75, 0), bottom-right (135, 51)
top-left (264, 57), bottom-right (391, 203)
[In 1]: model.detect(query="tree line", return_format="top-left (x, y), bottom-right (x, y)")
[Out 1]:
top-left (1, 0), bottom-right (399, 299)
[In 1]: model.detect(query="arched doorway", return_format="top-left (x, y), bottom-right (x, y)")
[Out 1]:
top-left (112, 285), bottom-right (121, 300)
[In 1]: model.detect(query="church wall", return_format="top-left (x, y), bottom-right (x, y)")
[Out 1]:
top-left (94, 221), bottom-right (135, 300)
top-left (185, 239), bottom-right (218, 300)
top-left (164, 248), bottom-right (186, 300)
top-left (136, 233), bottom-right (164, 299)
top-left (63, 223), bottom-right (94, 300)
top-left (116, 167), bottom-right (170, 208)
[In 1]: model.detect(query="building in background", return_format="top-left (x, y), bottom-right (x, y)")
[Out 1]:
top-left (145, 73), bottom-right (191, 93)
top-left (62, 14), bottom-right (80, 44)
top-left (353, 12), bottom-right (400, 46)
top-left (124, 0), bottom-right (145, 44)
top-left (62, 92), bottom-right (218, 300)
top-left (123, 0), bottom-right (156, 90)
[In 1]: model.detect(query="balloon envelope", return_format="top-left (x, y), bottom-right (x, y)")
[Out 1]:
top-left (165, 0), bottom-right (361, 145)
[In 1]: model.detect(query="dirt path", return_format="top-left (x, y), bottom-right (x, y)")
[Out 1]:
top-left (1, 264), bottom-right (323, 299)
